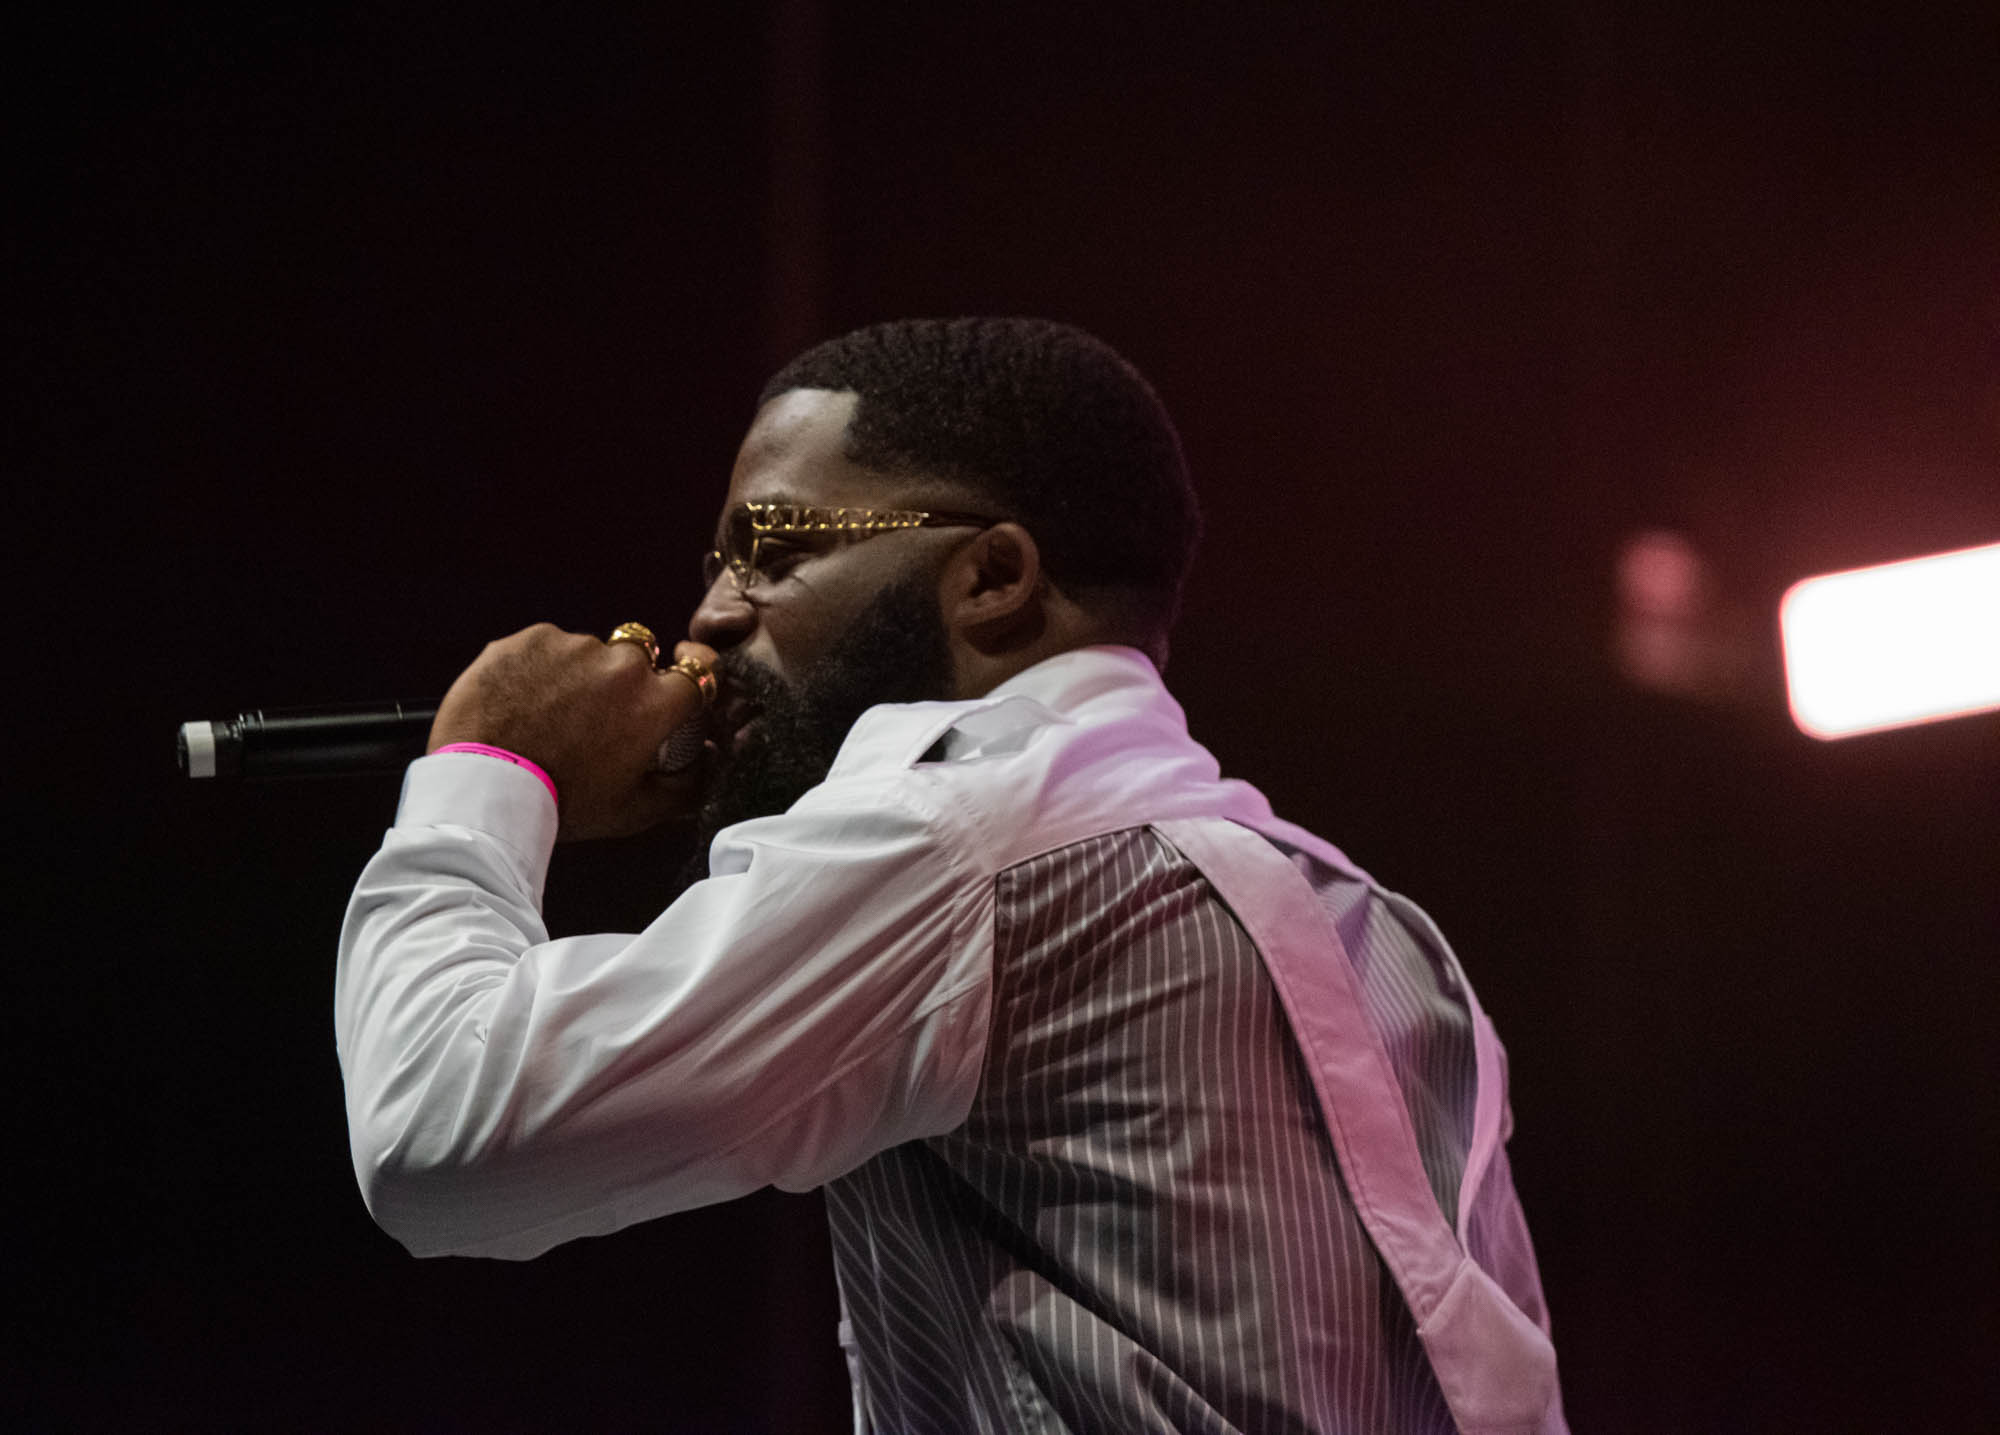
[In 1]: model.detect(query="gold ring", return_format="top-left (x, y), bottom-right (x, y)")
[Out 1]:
top-left (606, 621), bottom-right (660, 666)
top-left (668, 653), bottom-right (718, 708)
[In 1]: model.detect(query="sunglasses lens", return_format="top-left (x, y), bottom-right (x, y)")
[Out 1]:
top-left (726, 506), bottom-right (757, 567)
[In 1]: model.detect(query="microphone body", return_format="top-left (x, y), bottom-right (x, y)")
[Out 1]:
top-left (177, 703), bottom-right (709, 779)
top-left (179, 703), bottom-right (437, 779)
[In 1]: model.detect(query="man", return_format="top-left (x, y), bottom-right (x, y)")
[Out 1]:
top-left (338, 318), bottom-right (1566, 1433)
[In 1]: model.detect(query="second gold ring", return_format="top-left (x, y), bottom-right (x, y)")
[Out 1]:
top-left (668, 654), bottom-right (719, 708)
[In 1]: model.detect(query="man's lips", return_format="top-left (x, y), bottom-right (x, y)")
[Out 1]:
top-left (714, 696), bottom-right (762, 753)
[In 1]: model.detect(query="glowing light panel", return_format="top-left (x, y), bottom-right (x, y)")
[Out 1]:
top-left (1780, 541), bottom-right (2000, 739)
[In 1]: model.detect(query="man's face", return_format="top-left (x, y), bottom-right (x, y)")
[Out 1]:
top-left (684, 389), bottom-right (961, 843)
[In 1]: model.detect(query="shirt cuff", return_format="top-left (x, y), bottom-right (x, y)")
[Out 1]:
top-left (395, 751), bottom-right (560, 874)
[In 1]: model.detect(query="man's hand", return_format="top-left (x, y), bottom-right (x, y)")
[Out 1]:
top-left (428, 624), bottom-right (720, 841)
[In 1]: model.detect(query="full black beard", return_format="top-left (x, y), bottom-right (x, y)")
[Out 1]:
top-left (680, 571), bottom-right (955, 881)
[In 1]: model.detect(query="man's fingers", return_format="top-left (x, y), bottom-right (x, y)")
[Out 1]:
top-left (659, 640), bottom-right (721, 715)
top-left (632, 639), bottom-right (719, 779)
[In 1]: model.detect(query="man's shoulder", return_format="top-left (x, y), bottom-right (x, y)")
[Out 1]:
top-left (809, 646), bottom-right (1287, 877)
top-left (816, 646), bottom-right (1146, 786)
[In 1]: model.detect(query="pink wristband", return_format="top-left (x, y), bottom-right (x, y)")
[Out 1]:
top-left (433, 742), bottom-right (559, 806)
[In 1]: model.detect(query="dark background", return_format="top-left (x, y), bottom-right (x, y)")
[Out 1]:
top-left (10, 3), bottom-right (1996, 1431)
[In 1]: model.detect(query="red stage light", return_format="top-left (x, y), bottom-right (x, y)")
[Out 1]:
top-left (1780, 541), bottom-right (2000, 739)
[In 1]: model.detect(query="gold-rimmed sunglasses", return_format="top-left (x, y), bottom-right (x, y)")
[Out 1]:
top-left (702, 502), bottom-right (999, 594)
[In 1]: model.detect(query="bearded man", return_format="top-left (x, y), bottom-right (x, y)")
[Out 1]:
top-left (337, 318), bottom-right (1567, 1433)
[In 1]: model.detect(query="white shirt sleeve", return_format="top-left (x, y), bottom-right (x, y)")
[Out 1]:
top-left (335, 750), bottom-right (994, 1260)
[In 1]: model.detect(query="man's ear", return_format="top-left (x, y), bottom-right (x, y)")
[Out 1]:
top-left (942, 522), bottom-right (1046, 651)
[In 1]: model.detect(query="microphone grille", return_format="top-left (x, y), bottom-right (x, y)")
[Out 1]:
top-left (657, 720), bottom-right (707, 774)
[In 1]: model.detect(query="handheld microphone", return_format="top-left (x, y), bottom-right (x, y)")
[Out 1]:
top-left (177, 704), bottom-right (708, 779)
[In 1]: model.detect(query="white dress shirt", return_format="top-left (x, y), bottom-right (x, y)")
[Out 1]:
top-left (339, 646), bottom-right (1276, 1258)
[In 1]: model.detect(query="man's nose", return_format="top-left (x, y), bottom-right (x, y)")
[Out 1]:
top-left (688, 575), bottom-right (755, 650)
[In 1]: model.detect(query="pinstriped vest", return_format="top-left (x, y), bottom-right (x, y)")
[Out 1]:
top-left (825, 824), bottom-right (1560, 1434)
